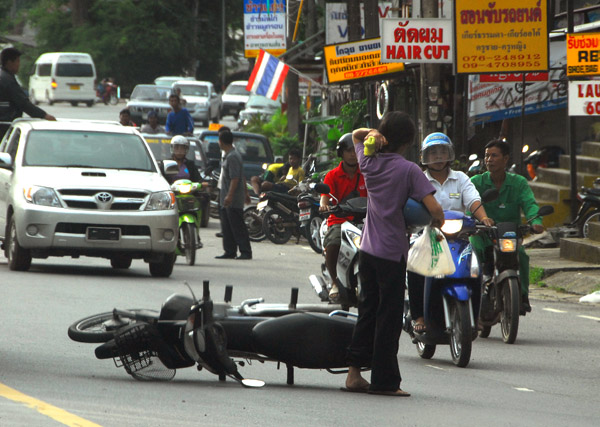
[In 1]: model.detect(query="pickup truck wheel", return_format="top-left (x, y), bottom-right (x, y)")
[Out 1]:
top-left (7, 218), bottom-right (32, 271)
top-left (149, 252), bottom-right (176, 277)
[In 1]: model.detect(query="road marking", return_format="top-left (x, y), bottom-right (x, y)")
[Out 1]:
top-left (425, 364), bottom-right (447, 371)
top-left (542, 308), bottom-right (567, 313)
top-left (0, 382), bottom-right (102, 427)
top-left (301, 246), bottom-right (313, 251)
top-left (514, 387), bottom-right (534, 392)
top-left (577, 315), bottom-right (600, 321)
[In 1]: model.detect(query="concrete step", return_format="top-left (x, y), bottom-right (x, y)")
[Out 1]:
top-left (560, 237), bottom-right (600, 264)
top-left (529, 181), bottom-right (571, 203)
top-left (589, 221), bottom-right (600, 242)
top-left (559, 154), bottom-right (600, 175)
top-left (582, 141), bottom-right (600, 158)
top-left (535, 167), bottom-right (597, 188)
top-left (536, 198), bottom-right (573, 228)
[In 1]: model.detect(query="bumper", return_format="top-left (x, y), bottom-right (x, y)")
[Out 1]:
top-left (189, 108), bottom-right (209, 121)
top-left (222, 102), bottom-right (245, 115)
top-left (14, 204), bottom-right (178, 258)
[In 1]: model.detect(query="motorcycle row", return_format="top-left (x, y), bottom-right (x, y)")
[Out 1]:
top-left (69, 168), bottom-right (557, 386)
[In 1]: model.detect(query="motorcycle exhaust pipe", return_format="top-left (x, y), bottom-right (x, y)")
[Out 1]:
top-left (309, 274), bottom-right (329, 301)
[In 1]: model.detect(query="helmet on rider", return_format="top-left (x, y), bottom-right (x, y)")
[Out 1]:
top-left (170, 135), bottom-right (190, 155)
top-left (336, 133), bottom-right (354, 157)
top-left (421, 132), bottom-right (455, 166)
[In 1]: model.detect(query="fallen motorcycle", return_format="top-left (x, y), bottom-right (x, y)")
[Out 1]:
top-left (68, 281), bottom-right (357, 386)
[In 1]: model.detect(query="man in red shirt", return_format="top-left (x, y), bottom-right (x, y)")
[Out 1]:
top-left (320, 133), bottom-right (367, 300)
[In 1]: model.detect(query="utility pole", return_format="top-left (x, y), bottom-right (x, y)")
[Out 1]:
top-left (420, 0), bottom-right (439, 141)
top-left (347, 0), bottom-right (362, 102)
top-left (364, 0), bottom-right (379, 128)
top-left (286, 1), bottom-right (300, 141)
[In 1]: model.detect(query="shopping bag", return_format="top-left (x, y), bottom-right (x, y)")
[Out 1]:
top-left (407, 226), bottom-right (456, 277)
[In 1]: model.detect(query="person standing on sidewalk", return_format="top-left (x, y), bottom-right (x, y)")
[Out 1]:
top-left (215, 127), bottom-right (252, 260)
top-left (0, 47), bottom-right (55, 139)
top-left (343, 111), bottom-right (444, 396)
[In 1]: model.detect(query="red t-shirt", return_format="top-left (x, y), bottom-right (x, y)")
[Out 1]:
top-left (322, 161), bottom-right (367, 226)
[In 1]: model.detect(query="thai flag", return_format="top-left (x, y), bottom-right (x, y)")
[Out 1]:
top-left (246, 50), bottom-right (290, 101)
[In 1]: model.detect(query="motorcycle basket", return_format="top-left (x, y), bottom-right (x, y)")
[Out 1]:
top-left (176, 196), bottom-right (201, 212)
top-left (113, 323), bottom-right (175, 381)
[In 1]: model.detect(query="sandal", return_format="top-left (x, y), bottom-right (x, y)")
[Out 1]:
top-left (412, 321), bottom-right (427, 334)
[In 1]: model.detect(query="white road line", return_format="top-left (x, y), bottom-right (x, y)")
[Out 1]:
top-left (301, 246), bottom-right (313, 250)
top-left (542, 308), bottom-right (567, 313)
top-left (425, 365), bottom-right (447, 371)
top-left (514, 387), bottom-right (535, 392)
top-left (577, 315), bottom-right (600, 321)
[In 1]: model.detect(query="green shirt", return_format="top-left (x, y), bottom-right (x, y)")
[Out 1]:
top-left (471, 171), bottom-right (542, 226)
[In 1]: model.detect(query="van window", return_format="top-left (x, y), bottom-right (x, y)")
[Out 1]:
top-left (37, 63), bottom-right (52, 76)
top-left (56, 63), bottom-right (94, 77)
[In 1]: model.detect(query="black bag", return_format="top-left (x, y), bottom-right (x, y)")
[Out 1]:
top-left (340, 173), bottom-right (361, 204)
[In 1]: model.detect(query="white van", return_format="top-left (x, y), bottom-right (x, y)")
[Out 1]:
top-left (29, 52), bottom-right (97, 107)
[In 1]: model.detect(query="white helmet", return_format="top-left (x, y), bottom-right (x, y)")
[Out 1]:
top-left (170, 135), bottom-right (189, 154)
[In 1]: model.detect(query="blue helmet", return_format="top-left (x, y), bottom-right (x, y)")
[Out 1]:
top-left (421, 132), bottom-right (455, 165)
top-left (404, 198), bottom-right (431, 227)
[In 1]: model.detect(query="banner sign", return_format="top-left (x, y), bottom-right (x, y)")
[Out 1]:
top-left (325, 2), bottom-right (393, 45)
top-left (324, 37), bottom-right (405, 84)
top-left (454, 0), bottom-right (549, 74)
top-left (566, 33), bottom-right (600, 76)
top-left (244, 0), bottom-right (287, 58)
top-left (480, 72), bottom-right (548, 82)
top-left (568, 81), bottom-right (600, 116)
top-left (468, 40), bottom-right (566, 123)
top-left (381, 18), bottom-right (453, 63)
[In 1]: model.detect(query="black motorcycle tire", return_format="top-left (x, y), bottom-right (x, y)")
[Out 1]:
top-left (68, 309), bottom-right (157, 343)
top-left (479, 325), bottom-right (492, 338)
top-left (304, 215), bottom-right (323, 254)
top-left (182, 222), bottom-right (197, 266)
top-left (449, 300), bottom-right (472, 367)
top-left (262, 209), bottom-right (293, 244)
top-left (416, 341), bottom-right (436, 359)
top-left (500, 278), bottom-right (520, 344)
top-left (578, 209), bottom-right (600, 238)
top-left (244, 206), bottom-right (266, 242)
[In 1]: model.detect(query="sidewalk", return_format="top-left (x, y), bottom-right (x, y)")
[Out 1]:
top-left (528, 248), bottom-right (600, 304)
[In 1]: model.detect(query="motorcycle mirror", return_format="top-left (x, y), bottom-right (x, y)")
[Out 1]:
top-left (481, 188), bottom-right (499, 203)
top-left (538, 205), bottom-right (554, 216)
top-left (468, 153), bottom-right (478, 161)
top-left (241, 378), bottom-right (266, 388)
top-left (314, 183), bottom-right (330, 194)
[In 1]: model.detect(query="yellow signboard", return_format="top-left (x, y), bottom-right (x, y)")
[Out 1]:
top-left (566, 33), bottom-right (600, 76)
top-left (324, 38), bottom-right (404, 84)
top-left (454, 0), bottom-right (548, 74)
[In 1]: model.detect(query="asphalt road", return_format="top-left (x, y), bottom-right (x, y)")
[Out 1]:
top-left (1, 104), bottom-right (599, 426)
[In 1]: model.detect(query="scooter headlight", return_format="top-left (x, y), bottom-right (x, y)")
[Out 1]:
top-left (177, 183), bottom-right (193, 194)
top-left (441, 219), bottom-right (463, 236)
top-left (499, 238), bottom-right (517, 252)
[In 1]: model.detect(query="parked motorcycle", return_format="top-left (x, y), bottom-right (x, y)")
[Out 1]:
top-left (171, 179), bottom-right (206, 266)
top-left (297, 179), bottom-right (326, 254)
top-left (477, 204), bottom-right (554, 344)
top-left (258, 188), bottom-right (302, 245)
top-left (68, 281), bottom-right (355, 386)
top-left (566, 178), bottom-right (600, 238)
top-left (523, 145), bottom-right (564, 180)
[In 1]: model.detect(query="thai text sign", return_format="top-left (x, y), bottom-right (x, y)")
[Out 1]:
top-left (324, 38), bottom-right (404, 84)
top-left (568, 81), bottom-right (600, 116)
top-left (479, 72), bottom-right (548, 82)
top-left (380, 19), bottom-right (453, 64)
top-left (566, 33), bottom-right (600, 76)
top-left (244, 0), bottom-right (287, 58)
top-left (326, 2), bottom-right (393, 45)
top-left (454, 0), bottom-right (548, 74)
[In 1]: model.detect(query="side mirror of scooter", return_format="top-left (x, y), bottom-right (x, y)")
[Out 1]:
top-left (314, 183), bottom-right (330, 194)
top-left (481, 188), bottom-right (499, 203)
top-left (538, 205), bottom-right (554, 217)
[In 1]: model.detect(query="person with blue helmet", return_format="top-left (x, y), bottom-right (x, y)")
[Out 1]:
top-left (408, 132), bottom-right (494, 334)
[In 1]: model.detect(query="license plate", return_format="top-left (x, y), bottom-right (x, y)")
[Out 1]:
top-left (86, 227), bottom-right (120, 241)
top-left (69, 85), bottom-right (81, 90)
top-left (256, 200), bottom-right (268, 211)
top-left (299, 209), bottom-right (311, 220)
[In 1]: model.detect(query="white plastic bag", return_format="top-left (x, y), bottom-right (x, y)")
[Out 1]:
top-left (407, 226), bottom-right (456, 277)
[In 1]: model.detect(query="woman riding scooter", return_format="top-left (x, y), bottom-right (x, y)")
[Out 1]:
top-left (408, 133), bottom-right (494, 334)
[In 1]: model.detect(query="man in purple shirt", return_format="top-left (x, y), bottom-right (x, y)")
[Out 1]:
top-left (343, 111), bottom-right (444, 397)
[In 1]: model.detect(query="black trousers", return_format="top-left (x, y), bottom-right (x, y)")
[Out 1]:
top-left (346, 251), bottom-right (406, 391)
top-left (219, 206), bottom-right (252, 257)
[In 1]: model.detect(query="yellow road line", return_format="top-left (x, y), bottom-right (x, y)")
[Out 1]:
top-left (578, 315), bottom-right (600, 321)
top-left (0, 382), bottom-right (102, 427)
top-left (542, 308), bottom-right (567, 313)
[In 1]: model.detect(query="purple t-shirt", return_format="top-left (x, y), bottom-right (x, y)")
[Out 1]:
top-left (356, 140), bottom-right (435, 262)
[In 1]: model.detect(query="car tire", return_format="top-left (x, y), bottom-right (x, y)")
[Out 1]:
top-left (149, 252), bottom-right (176, 277)
top-left (86, 100), bottom-right (94, 107)
top-left (7, 217), bottom-right (32, 271)
top-left (70, 101), bottom-right (78, 107)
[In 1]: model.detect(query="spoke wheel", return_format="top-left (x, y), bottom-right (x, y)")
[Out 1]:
top-left (304, 215), bottom-right (323, 254)
top-left (262, 209), bottom-right (293, 244)
top-left (449, 300), bottom-right (472, 367)
top-left (182, 222), bottom-right (197, 266)
top-left (7, 218), bottom-right (31, 271)
top-left (500, 278), bottom-right (520, 344)
top-left (416, 341), bottom-right (436, 359)
top-left (579, 209), bottom-right (600, 238)
top-left (244, 207), bottom-right (266, 242)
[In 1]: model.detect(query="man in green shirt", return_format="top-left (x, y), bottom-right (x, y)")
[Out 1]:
top-left (470, 139), bottom-right (544, 314)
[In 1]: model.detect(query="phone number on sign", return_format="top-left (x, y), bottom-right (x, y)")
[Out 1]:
top-left (460, 54), bottom-right (541, 70)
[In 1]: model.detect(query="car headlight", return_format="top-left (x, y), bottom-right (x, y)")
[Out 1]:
top-left (146, 191), bottom-right (175, 210)
top-left (499, 239), bottom-right (517, 252)
top-left (23, 186), bottom-right (61, 207)
top-left (440, 219), bottom-right (463, 235)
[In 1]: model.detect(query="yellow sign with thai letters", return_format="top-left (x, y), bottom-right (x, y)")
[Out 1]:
top-left (566, 33), bottom-right (600, 76)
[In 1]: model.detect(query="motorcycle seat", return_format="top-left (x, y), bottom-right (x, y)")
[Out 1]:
top-left (583, 187), bottom-right (600, 197)
top-left (266, 191), bottom-right (298, 203)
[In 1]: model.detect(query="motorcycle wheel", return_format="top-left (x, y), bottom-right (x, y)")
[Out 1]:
top-left (500, 278), bottom-right (520, 344)
top-left (304, 215), bottom-right (323, 254)
top-left (479, 325), bottom-right (492, 338)
top-left (578, 209), bottom-right (600, 238)
top-left (449, 300), bottom-right (472, 367)
top-left (182, 222), bottom-right (197, 266)
top-left (262, 209), bottom-right (293, 244)
top-left (416, 341), bottom-right (436, 359)
top-left (244, 206), bottom-right (266, 242)
top-left (67, 309), bottom-right (157, 343)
